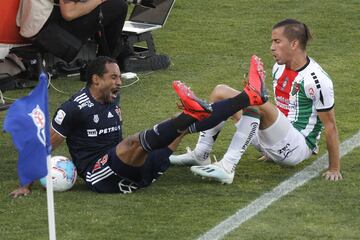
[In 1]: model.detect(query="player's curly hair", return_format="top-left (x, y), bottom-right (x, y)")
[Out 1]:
top-left (85, 56), bottom-right (118, 86)
top-left (273, 19), bottom-right (312, 50)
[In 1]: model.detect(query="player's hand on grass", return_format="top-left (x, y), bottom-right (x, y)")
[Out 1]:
top-left (9, 185), bottom-right (32, 198)
top-left (322, 169), bottom-right (343, 181)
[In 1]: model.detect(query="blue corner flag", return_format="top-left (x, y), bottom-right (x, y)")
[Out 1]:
top-left (3, 72), bottom-right (51, 186)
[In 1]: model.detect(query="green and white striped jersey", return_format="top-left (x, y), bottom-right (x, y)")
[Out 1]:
top-left (272, 57), bottom-right (335, 152)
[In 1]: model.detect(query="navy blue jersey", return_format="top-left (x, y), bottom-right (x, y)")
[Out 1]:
top-left (52, 88), bottom-right (123, 178)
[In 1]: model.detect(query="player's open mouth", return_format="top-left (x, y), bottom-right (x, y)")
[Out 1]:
top-left (111, 89), bottom-right (119, 99)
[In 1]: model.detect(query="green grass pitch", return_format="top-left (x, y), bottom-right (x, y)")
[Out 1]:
top-left (1, 0), bottom-right (359, 239)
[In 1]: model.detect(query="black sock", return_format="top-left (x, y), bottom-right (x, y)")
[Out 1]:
top-left (139, 113), bottom-right (196, 152)
top-left (189, 91), bottom-right (250, 133)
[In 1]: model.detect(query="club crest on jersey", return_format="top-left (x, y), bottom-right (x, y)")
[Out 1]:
top-left (28, 105), bottom-right (46, 146)
top-left (93, 114), bottom-right (99, 123)
top-left (115, 107), bottom-right (122, 121)
top-left (92, 154), bottom-right (109, 173)
top-left (291, 83), bottom-right (300, 96)
top-left (281, 77), bottom-right (289, 91)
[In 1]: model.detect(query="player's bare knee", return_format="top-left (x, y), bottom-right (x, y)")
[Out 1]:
top-left (116, 134), bottom-right (146, 166)
top-left (127, 133), bottom-right (141, 146)
top-left (210, 84), bottom-right (232, 102)
top-left (258, 102), bottom-right (276, 115)
top-left (116, 134), bottom-right (140, 153)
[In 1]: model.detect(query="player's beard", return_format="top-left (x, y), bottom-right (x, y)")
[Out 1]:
top-left (102, 91), bottom-right (114, 104)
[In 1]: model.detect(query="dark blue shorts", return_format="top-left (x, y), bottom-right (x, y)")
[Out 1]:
top-left (85, 147), bottom-right (172, 193)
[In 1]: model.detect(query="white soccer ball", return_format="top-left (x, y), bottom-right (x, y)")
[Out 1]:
top-left (40, 156), bottom-right (77, 192)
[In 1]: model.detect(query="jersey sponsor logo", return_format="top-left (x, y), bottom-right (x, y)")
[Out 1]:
top-left (54, 109), bottom-right (66, 125)
top-left (87, 129), bottom-right (98, 137)
top-left (93, 114), bottom-right (99, 123)
top-left (98, 125), bottom-right (121, 135)
top-left (107, 111), bottom-right (114, 118)
top-left (276, 92), bottom-right (299, 115)
top-left (275, 96), bottom-right (291, 110)
top-left (86, 125), bottom-right (121, 137)
top-left (28, 105), bottom-right (47, 147)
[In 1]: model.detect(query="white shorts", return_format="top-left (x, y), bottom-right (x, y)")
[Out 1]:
top-left (251, 109), bottom-right (313, 166)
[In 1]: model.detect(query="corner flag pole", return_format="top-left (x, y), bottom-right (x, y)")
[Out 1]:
top-left (37, 57), bottom-right (56, 240)
top-left (37, 55), bottom-right (56, 240)
top-left (46, 154), bottom-right (56, 240)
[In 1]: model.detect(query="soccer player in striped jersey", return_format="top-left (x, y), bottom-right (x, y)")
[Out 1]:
top-left (171, 19), bottom-right (342, 184)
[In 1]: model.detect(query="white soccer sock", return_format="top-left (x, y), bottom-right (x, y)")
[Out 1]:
top-left (193, 121), bottom-right (225, 161)
top-left (220, 114), bottom-right (260, 173)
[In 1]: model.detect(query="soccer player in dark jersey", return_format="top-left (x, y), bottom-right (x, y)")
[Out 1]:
top-left (10, 55), bottom-right (267, 197)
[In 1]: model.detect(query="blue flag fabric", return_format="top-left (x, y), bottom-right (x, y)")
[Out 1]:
top-left (3, 72), bottom-right (51, 186)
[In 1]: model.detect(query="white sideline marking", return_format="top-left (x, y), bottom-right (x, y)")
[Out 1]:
top-left (197, 130), bottom-right (360, 240)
